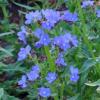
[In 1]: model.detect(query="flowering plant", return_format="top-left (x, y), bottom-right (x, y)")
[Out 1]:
top-left (15, 0), bottom-right (100, 99)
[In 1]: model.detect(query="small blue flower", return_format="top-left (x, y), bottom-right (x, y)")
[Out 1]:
top-left (17, 45), bottom-right (31, 61)
top-left (35, 33), bottom-right (50, 47)
top-left (41, 21), bottom-right (54, 30)
top-left (59, 35), bottom-right (71, 51)
top-left (39, 34), bottom-right (51, 46)
top-left (18, 75), bottom-right (27, 88)
top-left (53, 36), bottom-right (62, 46)
top-left (96, 10), bottom-right (100, 18)
top-left (25, 11), bottom-right (42, 24)
top-left (41, 9), bottom-right (60, 29)
top-left (81, 0), bottom-right (94, 8)
top-left (70, 66), bottom-right (79, 83)
top-left (33, 28), bottom-right (45, 39)
top-left (38, 87), bottom-right (51, 97)
top-left (31, 65), bottom-right (40, 73)
top-left (55, 53), bottom-right (67, 66)
top-left (17, 26), bottom-right (27, 44)
top-left (25, 11), bottom-right (34, 24)
top-left (27, 70), bottom-right (39, 81)
top-left (35, 41), bottom-right (42, 48)
top-left (46, 72), bottom-right (57, 83)
top-left (61, 10), bottom-right (78, 22)
top-left (33, 29), bottom-right (50, 47)
top-left (64, 33), bottom-right (78, 47)
top-left (42, 9), bottom-right (60, 24)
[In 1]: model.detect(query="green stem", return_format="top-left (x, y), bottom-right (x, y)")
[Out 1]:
top-left (60, 82), bottom-right (64, 100)
top-left (1, 6), bottom-right (8, 20)
top-left (44, 46), bottom-right (56, 71)
top-left (54, 96), bottom-right (59, 100)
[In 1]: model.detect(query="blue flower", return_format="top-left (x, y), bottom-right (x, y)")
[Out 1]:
top-left (25, 11), bottom-right (42, 24)
top-left (81, 0), bottom-right (94, 8)
top-left (33, 28), bottom-right (45, 39)
top-left (39, 34), bottom-right (51, 46)
top-left (53, 33), bottom-right (78, 51)
top-left (70, 66), bottom-right (79, 83)
top-left (17, 45), bottom-right (31, 61)
top-left (27, 65), bottom-right (40, 81)
top-left (64, 33), bottom-right (78, 47)
top-left (27, 70), bottom-right (39, 81)
top-left (35, 41), bottom-right (42, 48)
top-left (42, 9), bottom-right (60, 24)
top-left (53, 36), bottom-right (68, 51)
top-left (41, 21), bottom-right (54, 30)
top-left (59, 35), bottom-right (71, 51)
top-left (31, 65), bottom-right (40, 73)
top-left (61, 10), bottom-right (78, 22)
top-left (46, 72), bottom-right (57, 83)
top-left (53, 36), bottom-right (62, 46)
top-left (35, 33), bottom-right (50, 47)
top-left (17, 26), bottom-right (27, 44)
top-left (38, 87), bottom-right (51, 97)
top-left (18, 75), bottom-right (27, 88)
top-left (41, 9), bottom-right (60, 30)
top-left (96, 10), bottom-right (100, 18)
top-left (33, 29), bottom-right (50, 47)
top-left (55, 53), bottom-right (67, 66)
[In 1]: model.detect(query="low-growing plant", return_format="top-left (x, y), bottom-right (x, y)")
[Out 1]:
top-left (0, 0), bottom-right (100, 100)
top-left (16, 0), bottom-right (100, 100)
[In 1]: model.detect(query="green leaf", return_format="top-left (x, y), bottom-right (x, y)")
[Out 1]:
top-left (0, 62), bottom-right (7, 67)
top-left (5, 95), bottom-right (19, 100)
top-left (96, 86), bottom-right (100, 94)
top-left (0, 62), bottom-right (26, 73)
top-left (0, 31), bottom-right (14, 37)
top-left (85, 79), bottom-right (100, 87)
top-left (0, 0), bottom-right (8, 6)
top-left (11, 0), bottom-right (39, 10)
top-left (80, 58), bottom-right (96, 73)
top-left (68, 94), bottom-right (80, 100)
top-left (2, 93), bottom-right (19, 100)
top-left (0, 47), bottom-right (13, 56)
top-left (0, 88), bottom-right (4, 99)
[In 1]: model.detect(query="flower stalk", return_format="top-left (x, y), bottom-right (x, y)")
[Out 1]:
top-left (44, 46), bottom-right (56, 71)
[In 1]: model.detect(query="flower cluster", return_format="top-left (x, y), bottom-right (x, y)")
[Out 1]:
top-left (53, 33), bottom-right (78, 51)
top-left (18, 65), bottom-right (57, 97)
top-left (18, 65), bottom-right (40, 87)
top-left (24, 9), bottom-right (78, 30)
top-left (17, 8), bottom-right (80, 98)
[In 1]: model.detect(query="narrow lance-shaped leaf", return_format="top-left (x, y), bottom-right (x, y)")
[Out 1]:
top-left (85, 79), bottom-right (100, 87)
top-left (80, 58), bottom-right (97, 73)
top-left (0, 88), bottom-right (4, 99)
